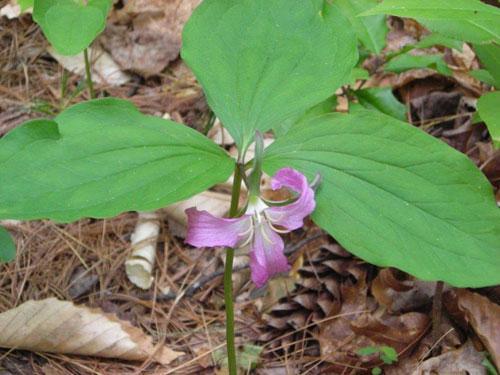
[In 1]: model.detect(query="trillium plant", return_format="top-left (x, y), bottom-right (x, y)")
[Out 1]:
top-left (1, 0), bottom-right (500, 373)
top-left (186, 155), bottom-right (317, 288)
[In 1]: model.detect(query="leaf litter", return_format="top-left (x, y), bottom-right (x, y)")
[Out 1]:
top-left (0, 1), bottom-right (499, 374)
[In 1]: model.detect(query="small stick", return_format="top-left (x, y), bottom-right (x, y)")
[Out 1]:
top-left (133, 233), bottom-right (325, 302)
top-left (431, 281), bottom-right (444, 355)
top-left (83, 48), bottom-right (95, 99)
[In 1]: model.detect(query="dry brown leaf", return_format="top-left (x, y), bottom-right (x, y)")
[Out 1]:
top-left (125, 211), bottom-right (161, 289)
top-left (412, 341), bottom-right (486, 375)
top-left (48, 46), bottom-right (130, 86)
top-left (371, 268), bottom-right (436, 313)
top-left (163, 191), bottom-right (231, 238)
top-left (318, 271), bottom-right (429, 371)
top-left (0, 2), bottom-right (22, 19)
top-left (452, 289), bottom-right (500, 369)
top-left (0, 298), bottom-right (183, 364)
top-left (101, 0), bottom-right (201, 76)
top-left (208, 119), bottom-right (235, 146)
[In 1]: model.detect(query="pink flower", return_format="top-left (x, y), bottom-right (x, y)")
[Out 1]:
top-left (185, 168), bottom-right (316, 287)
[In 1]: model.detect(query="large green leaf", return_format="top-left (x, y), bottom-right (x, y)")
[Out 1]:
top-left (0, 98), bottom-right (234, 222)
top-left (354, 87), bottom-right (406, 121)
top-left (473, 43), bottom-right (500, 87)
top-left (273, 96), bottom-right (338, 138)
top-left (477, 91), bottom-right (500, 149)
top-left (362, 0), bottom-right (500, 44)
top-left (336, 0), bottom-right (388, 54)
top-left (33, 0), bottom-right (112, 55)
top-left (181, 0), bottom-right (358, 150)
top-left (385, 54), bottom-right (452, 76)
top-left (264, 111), bottom-right (500, 287)
top-left (0, 226), bottom-right (16, 263)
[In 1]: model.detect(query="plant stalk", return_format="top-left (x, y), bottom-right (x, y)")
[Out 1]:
top-left (83, 48), bottom-right (95, 99)
top-left (224, 163), bottom-right (243, 375)
top-left (431, 281), bottom-right (444, 355)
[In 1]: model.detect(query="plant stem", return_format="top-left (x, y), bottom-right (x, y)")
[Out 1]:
top-left (224, 163), bottom-right (243, 375)
top-left (83, 48), bottom-right (95, 99)
top-left (431, 281), bottom-right (444, 355)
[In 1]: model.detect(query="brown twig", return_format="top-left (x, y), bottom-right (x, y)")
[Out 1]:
top-left (133, 233), bottom-right (325, 302)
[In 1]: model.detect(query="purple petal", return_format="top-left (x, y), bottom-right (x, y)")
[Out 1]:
top-left (249, 222), bottom-right (290, 287)
top-left (266, 167), bottom-right (316, 231)
top-left (185, 208), bottom-right (252, 248)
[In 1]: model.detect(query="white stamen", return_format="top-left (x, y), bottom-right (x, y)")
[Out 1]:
top-left (263, 211), bottom-right (289, 234)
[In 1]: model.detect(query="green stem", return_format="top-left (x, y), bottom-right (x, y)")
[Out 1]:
top-left (224, 163), bottom-right (243, 375)
top-left (83, 48), bottom-right (95, 99)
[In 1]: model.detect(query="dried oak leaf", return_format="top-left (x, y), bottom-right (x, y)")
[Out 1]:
top-left (371, 268), bottom-right (436, 313)
top-left (101, 0), bottom-right (201, 76)
top-left (318, 272), bottom-right (429, 371)
top-left (447, 289), bottom-right (500, 369)
top-left (0, 298), bottom-right (183, 364)
top-left (413, 340), bottom-right (486, 375)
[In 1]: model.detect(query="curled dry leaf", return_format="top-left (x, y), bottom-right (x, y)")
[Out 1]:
top-left (0, 298), bottom-right (183, 364)
top-left (412, 340), bottom-right (486, 375)
top-left (48, 46), bottom-right (131, 86)
top-left (0, 2), bottom-right (21, 19)
top-left (163, 191), bottom-right (231, 238)
top-left (446, 289), bottom-right (500, 369)
top-left (125, 211), bottom-right (161, 289)
top-left (208, 119), bottom-right (235, 146)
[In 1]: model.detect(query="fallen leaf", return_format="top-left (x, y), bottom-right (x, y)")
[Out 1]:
top-left (125, 211), bottom-right (161, 290)
top-left (371, 268), bottom-right (436, 313)
top-left (48, 46), bottom-right (130, 86)
top-left (412, 341), bottom-right (486, 375)
top-left (0, 2), bottom-right (21, 19)
top-left (0, 298), bottom-right (183, 364)
top-left (101, 0), bottom-right (201, 76)
top-left (208, 119), bottom-right (235, 146)
top-left (164, 191), bottom-right (231, 238)
top-left (448, 289), bottom-right (500, 369)
top-left (318, 272), bottom-right (429, 371)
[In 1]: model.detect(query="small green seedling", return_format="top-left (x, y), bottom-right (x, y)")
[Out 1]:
top-left (358, 345), bottom-right (398, 374)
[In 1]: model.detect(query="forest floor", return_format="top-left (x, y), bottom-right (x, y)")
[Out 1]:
top-left (0, 1), bottom-right (499, 374)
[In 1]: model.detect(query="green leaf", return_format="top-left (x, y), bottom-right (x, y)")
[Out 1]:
top-left (18, 0), bottom-right (34, 11)
top-left (0, 98), bottom-right (234, 222)
top-left (0, 226), bottom-right (16, 263)
top-left (361, 0), bottom-right (500, 44)
top-left (372, 368), bottom-right (382, 375)
top-left (385, 54), bottom-right (452, 76)
top-left (33, 0), bottom-right (112, 55)
top-left (181, 0), bottom-right (358, 150)
top-left (477, 91), bottom-right (500, 149)
top-left (349, 67), bottom-right (370, 83)
top-left (264, 111), bottom-right (500, 287)
top-left (354, 87), bottom-right (407, 121)
top-left (336, 0), bottom-right (388, 54)
top-left (214, 344), bottom-right (263, 371)
top-left (469, 69), bottom-right (497, 86)
top-left (379, 346), bottom-right (398, 364)
top-left (357, 346), bottom-right (380, 356)
top-left (474, 43), bottom-right (500, 87)
top-left (274, 96), bottom-right (338, 138)
top-left (414, 33), bottom-right (464, 52)
top-left (482, 356), bottom-right (499, 375)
